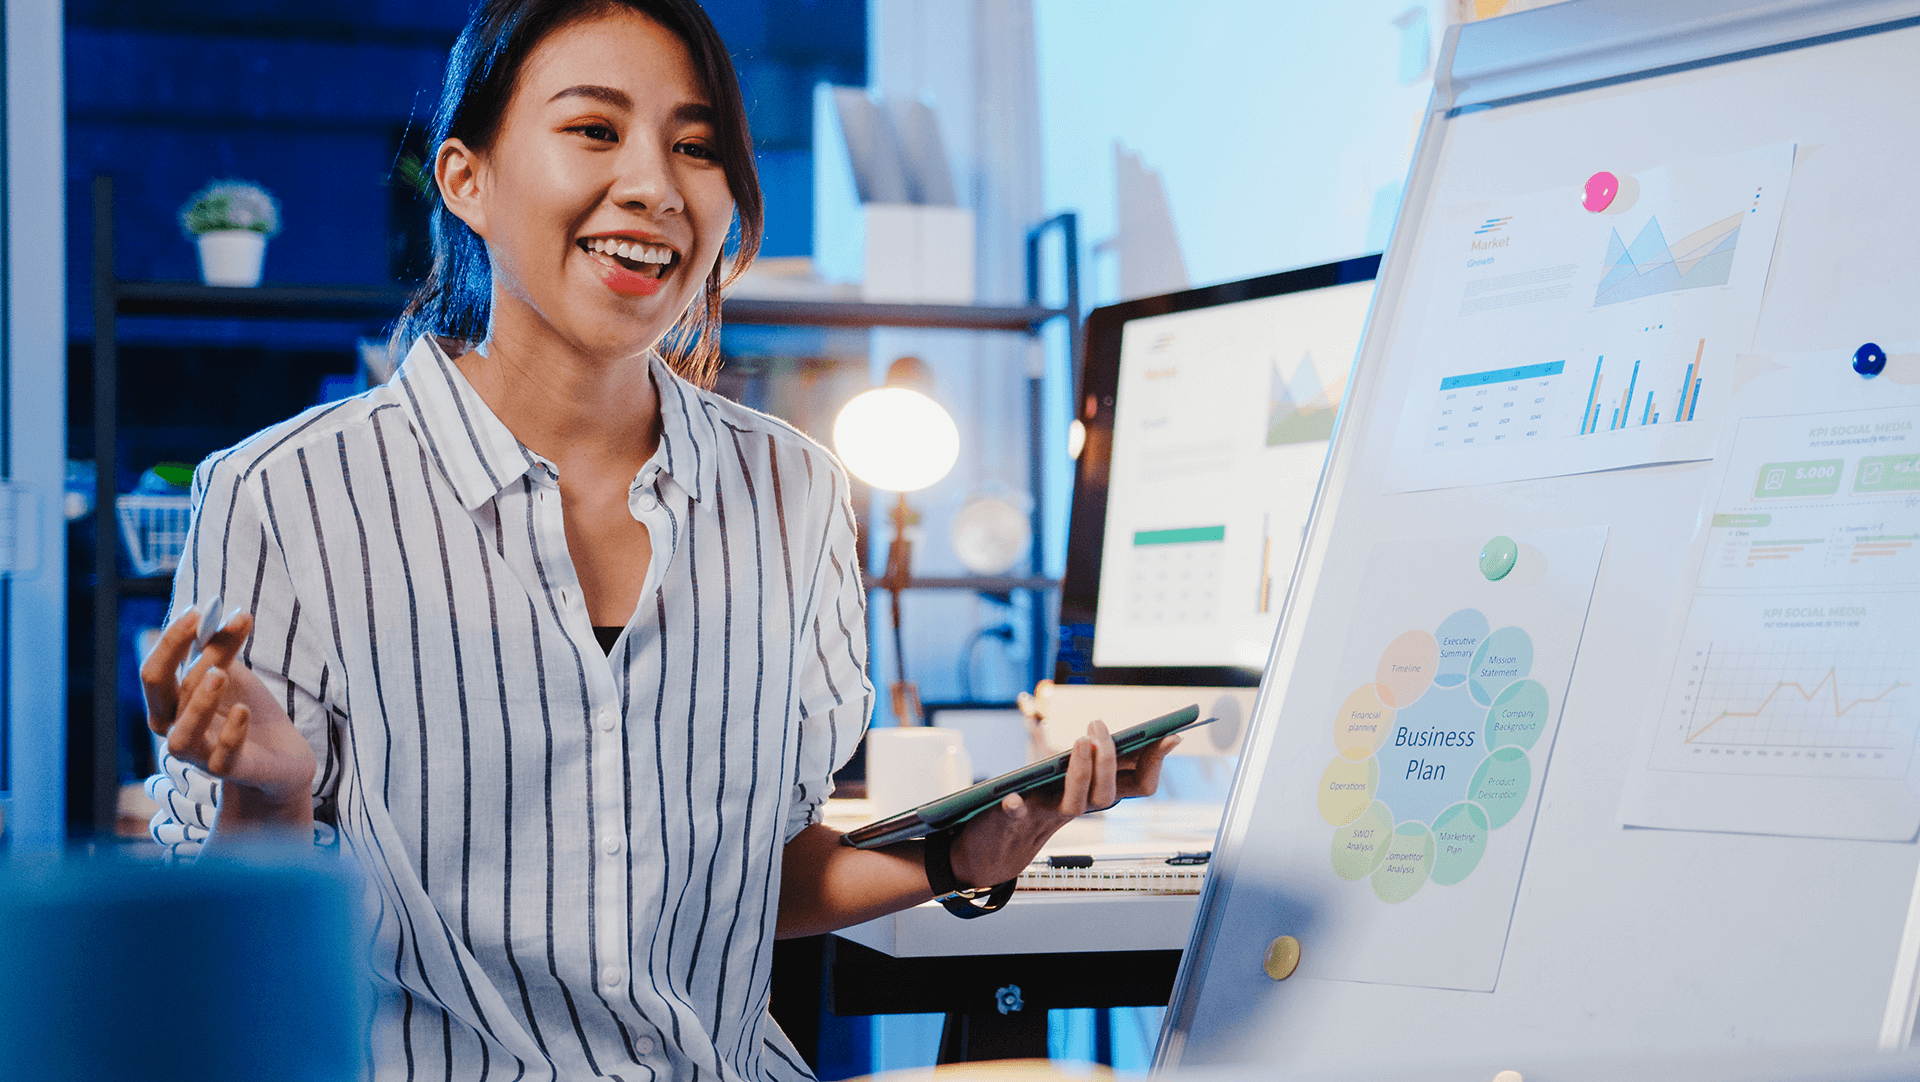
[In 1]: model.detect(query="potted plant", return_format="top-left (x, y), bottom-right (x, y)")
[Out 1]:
top-left (179, 180), bottom-right (280, 287)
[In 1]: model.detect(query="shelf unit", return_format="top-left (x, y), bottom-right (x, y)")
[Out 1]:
top-left (84, 175), bottom-right (1080, 834)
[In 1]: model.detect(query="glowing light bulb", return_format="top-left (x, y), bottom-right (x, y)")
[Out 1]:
top-left (832, 387), bottom-right (959, 493)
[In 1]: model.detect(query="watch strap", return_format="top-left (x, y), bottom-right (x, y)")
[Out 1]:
top-left (923, 828), bottom-right (1016, 919)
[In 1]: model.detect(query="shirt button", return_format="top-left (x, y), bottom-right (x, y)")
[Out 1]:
top-left (601, 966), bottom-right (623, 989)
top-left (604, 837), bottom-right (623, 856)
top-left (635, 491), bottom-right (658, 512)
top-left (598, 710), bottom-right (617, 732)
top-left (636, 1036), bottom-right (655, 1055)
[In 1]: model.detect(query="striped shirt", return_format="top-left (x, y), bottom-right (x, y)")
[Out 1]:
top-left (146, 336), bottom-right (873, 1082)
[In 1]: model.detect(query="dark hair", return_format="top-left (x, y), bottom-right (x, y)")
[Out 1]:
top-left (391, 0), bottom-right (761, 388)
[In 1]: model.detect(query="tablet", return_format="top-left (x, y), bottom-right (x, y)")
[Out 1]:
top-left (840, 705), bottom-right (1207, 849)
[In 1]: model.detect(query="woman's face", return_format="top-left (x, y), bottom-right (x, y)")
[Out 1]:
top-left (449, 8), bottom-right (735, 358)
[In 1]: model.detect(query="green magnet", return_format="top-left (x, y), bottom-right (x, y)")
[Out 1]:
top-left (1479, 536), bottom-right (1518, 581)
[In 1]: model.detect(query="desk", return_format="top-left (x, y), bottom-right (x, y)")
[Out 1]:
top-left (788, 800), bottom-right (1218, 1063)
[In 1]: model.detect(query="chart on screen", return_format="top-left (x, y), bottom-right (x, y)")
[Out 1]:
top-left (1093, 281), bottom-right (1375, 669)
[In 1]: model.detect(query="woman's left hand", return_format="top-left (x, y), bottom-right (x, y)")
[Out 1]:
top-left (946, 720), bottom-right (1180, 889)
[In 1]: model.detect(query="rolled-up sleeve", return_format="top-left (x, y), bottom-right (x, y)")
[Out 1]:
top-left (785, 464), bottom-right (873, 842)
top-left (145, 448), bottom-right (342, 859)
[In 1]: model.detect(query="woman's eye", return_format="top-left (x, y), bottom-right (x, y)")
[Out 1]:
top-left (676, 141), bottom-right (718, 161)
top-left (570, 124), bottom-right (617, 142)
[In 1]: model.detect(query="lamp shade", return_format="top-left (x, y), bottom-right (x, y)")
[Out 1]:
top-left (832, 387), bottom-right (960, 492)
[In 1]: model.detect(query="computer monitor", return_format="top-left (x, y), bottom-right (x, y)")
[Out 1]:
top-left (1056, 255), bottom-right (1381, 687)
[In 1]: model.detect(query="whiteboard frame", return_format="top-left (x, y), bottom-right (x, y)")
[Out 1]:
top-left (1158, 0), bottom-right (1920, 1069)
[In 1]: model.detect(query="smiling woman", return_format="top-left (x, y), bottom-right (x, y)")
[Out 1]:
top-left (137, 2), bottom-right (1176, 1080)
top-left (393, 0), bottom-right (763, 389)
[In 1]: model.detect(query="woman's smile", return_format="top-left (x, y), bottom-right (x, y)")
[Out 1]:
top-left (444, 7), bottom-right (736, 354)
top-left (579, 233), bottom-right (681, 295)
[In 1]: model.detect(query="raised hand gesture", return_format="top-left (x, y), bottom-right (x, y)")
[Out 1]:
top-left (142, 607), bottom-right (315, 837)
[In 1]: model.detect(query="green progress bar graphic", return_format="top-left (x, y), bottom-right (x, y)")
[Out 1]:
top-left (1133, 525), bottom-right (1226, 546)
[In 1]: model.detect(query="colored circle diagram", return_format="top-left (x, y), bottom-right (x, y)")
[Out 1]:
top-left (1319, 608), bottom-right (1548, 903)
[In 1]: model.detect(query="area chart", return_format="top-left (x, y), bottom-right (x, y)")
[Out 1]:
top-left (1594, 209), bottom-right (1745, 307)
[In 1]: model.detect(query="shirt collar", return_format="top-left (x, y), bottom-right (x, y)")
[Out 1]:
top-left (647, 351), bottom-right (720, 507)
top-left (391, 337), bottom-right (720, 511)
top-left (392, 337), bottom-right (539, 511)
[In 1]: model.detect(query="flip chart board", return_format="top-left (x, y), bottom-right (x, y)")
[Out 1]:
top-left (1162, 1), bottom-right (1920, 1074)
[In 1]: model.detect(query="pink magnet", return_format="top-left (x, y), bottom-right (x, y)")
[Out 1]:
top-left (1582, 171), bottom-right (1619, 212)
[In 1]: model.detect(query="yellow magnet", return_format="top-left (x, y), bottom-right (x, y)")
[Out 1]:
top-left (1262, 935), bottom-right (1301, 980)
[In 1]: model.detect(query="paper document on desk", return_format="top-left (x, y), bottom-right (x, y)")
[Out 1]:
top-left (1019, 800), bottom-right (1223, 891)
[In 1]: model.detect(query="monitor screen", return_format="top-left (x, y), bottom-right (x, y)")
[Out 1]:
top-left (1057, 256), bottom-right (1380, 686)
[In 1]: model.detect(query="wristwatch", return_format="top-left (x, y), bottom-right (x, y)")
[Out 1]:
top-left (923, 828), bottom-right (1017, 918)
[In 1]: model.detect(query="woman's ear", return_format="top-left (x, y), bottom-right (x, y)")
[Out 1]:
top-left (436, 137), bottom-right (488, 238)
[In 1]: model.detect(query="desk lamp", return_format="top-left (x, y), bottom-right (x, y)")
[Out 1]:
top-left (832, 356), bottom-right (959, 724)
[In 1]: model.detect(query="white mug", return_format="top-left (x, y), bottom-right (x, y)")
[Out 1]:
top-left (865, 727), bottom-right (973, 818)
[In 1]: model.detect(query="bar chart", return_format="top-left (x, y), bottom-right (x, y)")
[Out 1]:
top-left (1423, 338), bottom-right (1710, 452)
top-left (1577, 338), bottom-right (1706, 434)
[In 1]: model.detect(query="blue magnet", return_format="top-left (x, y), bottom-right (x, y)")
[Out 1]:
top-left (1854, 343), bottom-right (1887, 378)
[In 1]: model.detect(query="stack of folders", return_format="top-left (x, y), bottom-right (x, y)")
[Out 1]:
top-left (1016, 853), bottom-right (1211, 893)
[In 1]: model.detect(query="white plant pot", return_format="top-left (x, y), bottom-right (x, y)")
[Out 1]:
top-left (196, 229), bottom-right (267, 287)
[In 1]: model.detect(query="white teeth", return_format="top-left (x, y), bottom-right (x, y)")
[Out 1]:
top-left (585, 238), bottom-right (674, 265)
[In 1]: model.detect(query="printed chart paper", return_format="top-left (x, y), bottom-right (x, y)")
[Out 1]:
top-left (1385, 144), bottom-right (1794, 492)
top-left (1270, 527), bottom-right (1606, 991)
top-left (1622, 346), bottom-right (1920, 840)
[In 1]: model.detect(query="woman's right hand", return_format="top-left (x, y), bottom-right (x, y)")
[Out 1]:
top-left (143, 609), bottom-right (316, 828)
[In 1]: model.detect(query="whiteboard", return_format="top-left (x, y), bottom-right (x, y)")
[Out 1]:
top-left (1162, 0), bottom-right (1920, 1074)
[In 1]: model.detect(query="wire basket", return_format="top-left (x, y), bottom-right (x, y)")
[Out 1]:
top-left (116, 494), bottom-right (192, 578)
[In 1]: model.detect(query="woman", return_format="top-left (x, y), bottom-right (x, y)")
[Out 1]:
top-left (142, 1), bottom-right (1178, 1079)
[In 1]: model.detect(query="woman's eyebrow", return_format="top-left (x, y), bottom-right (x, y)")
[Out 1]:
top-left (547, 86), bottom-right (717, 125)
top-left (549, 84), bottom-right (631, 107)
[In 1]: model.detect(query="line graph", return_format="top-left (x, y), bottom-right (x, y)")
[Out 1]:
top-left (1686, 660), bottom-right (1910, 744)
top-left (1671, 642), bottom-right (1914, 777)
top-left (1594, 212), bottom-right (1742, 307)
